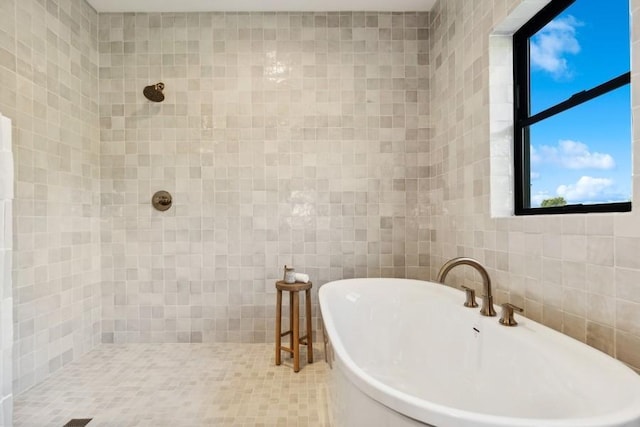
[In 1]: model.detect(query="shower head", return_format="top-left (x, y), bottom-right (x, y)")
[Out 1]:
top-left (143, 82), bottom-right (165, 102)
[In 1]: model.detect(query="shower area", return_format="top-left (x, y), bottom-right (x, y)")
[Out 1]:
top-left (3, 0), bottom-right (432, 420)
top-left (97, 9), bottom-right (432, 346)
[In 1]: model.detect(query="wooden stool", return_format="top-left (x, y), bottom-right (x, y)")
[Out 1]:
top-left (275, 280), bottom-right (313, 372)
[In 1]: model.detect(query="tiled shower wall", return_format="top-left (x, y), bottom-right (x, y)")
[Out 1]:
top-left (0, 114), bottom-right (14, 425)
top-left (426, 0), bottom-right (640, 371)
top-left (0, 0), bottom-right (101, 395)
top-left (98, 12), bottom-right (431, 343)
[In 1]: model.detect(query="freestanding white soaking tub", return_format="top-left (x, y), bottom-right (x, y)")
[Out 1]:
top-left (319, 278), bottom-right (640, 427)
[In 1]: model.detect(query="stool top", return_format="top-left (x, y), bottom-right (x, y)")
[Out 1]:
top-left (275, 280), bottom-right (312, 291)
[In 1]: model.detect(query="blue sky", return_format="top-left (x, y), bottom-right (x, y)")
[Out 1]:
top-left (528, 0), bottom-right (631, 207)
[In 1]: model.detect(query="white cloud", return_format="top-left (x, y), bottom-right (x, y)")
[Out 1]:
top-left (556, 176), bottom-right (625, 203)
top-left (532, 140), bottom-right (615, 170)
top-left (530, 15), bottom-right (582, 78)
top-left (530, 171), bottom-right (541, 180)
top-left (530, 145), bottom-right (541, 164)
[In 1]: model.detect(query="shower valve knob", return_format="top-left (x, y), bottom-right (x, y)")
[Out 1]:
top-left (152, 191), bottom-right (172, 211)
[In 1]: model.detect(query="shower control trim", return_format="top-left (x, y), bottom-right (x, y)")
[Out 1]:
top-left (152, 191), bottom-right (172, 211)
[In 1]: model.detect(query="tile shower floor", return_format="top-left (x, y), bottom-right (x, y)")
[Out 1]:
top-left (13, 343), bottom-right (329, 427)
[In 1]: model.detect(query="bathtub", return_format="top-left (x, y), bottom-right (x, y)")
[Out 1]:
top-left (319, 278), bottom-right (640, 427)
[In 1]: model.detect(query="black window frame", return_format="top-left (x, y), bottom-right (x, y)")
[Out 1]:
top-left (513, 0), bottom-right (631, 215)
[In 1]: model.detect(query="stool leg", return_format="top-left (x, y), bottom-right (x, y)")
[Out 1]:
top-left (289, 291), bottom-right (294, 359)
top-left (305, 288), bottom-right (313, 364)
top-left (275, 289), bottom-right (282, 366)
top-left (293, 291), bottom-right (300, 372)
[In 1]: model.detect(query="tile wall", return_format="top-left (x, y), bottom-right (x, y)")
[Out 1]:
top-left (0, 0), bottom-right (102, 395)
top-left (0, 2), bottom-right (17, 420)
top-left (98, 12), bottom-right (431, 343)
top-left (0, 113), bottom-right (14, 425)
top-left (427, 0), bottom-right (640, 371)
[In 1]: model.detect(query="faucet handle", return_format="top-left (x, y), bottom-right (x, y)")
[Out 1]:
top-left (479, 294), bottom-right (497, 317)
top-left (499, 303), bottom-right (524, 326)
top-left (461, 286), bottom-right (478, 308)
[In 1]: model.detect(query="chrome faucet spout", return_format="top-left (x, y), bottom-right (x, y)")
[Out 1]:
top-left (436, 257), bottom-right (497, 317)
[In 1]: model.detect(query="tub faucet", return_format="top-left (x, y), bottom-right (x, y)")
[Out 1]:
top-left (436, 257), bottom-right (497, 317)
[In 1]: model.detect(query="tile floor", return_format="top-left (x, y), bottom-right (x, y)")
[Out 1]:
top-left (13, 344), bottom-right (329, 427)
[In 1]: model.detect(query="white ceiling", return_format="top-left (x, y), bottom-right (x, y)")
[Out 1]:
top-left (87, 0), bottom-right (437, 13)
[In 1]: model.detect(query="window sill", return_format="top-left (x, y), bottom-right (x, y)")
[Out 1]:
top-left (515, 202), bottom-right (631, 216)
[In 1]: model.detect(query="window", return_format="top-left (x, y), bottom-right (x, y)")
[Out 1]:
top-left (513, 0), bottom-right (631, 215)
